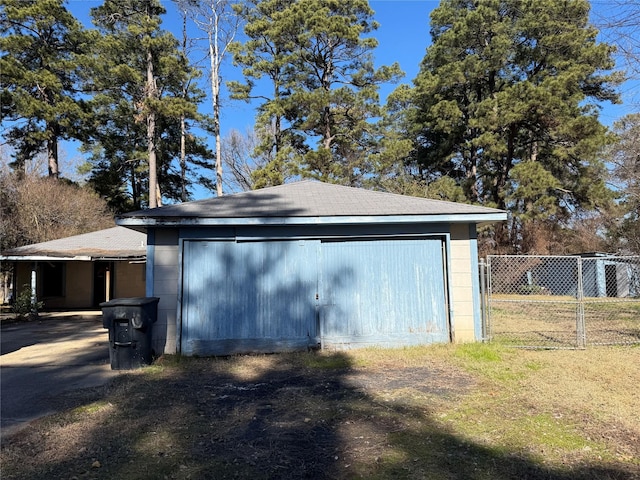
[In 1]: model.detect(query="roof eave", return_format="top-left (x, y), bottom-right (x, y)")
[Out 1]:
top-left (117, 213), bottom-right (508, 227)
top-left (0, 254), bottom-right (146, 262)
top-left (0, 255), bottom-right (92, 262)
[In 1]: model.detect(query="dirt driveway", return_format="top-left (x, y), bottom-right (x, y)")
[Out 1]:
top-left (0, 314), bottom-right (118, 435)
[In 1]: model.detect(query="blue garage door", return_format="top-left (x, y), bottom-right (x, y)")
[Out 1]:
top-left (181, 240), bottom-right (319, 356)
top-left (320, 238), bottom-right (449, 348)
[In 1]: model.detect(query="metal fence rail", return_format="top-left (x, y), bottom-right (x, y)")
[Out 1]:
top-left (485, 255), bottom-right (640, 348)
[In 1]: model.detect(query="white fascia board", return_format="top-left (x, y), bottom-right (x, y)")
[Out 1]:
top-left (0, 255), bottom-right (93, 262)
top-left (92, 255), bottom-right (147, 261)
top-left (117, 212), bottom-right (508, 228)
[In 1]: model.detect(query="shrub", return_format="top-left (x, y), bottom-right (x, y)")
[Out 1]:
top-left (11, 284), bottom-right (43, 319)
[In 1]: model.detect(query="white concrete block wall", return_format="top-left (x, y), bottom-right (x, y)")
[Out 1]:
top-left (449, 224), bottom-right (477, 342)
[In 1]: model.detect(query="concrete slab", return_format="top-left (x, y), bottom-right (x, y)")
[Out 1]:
top-left (1, 315), bottom-right (119, 437)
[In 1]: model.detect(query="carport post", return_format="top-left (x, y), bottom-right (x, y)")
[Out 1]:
top-left (30, 262), bottom-right (37, 312)
top-left (105, 265), bottom-right (111, 302)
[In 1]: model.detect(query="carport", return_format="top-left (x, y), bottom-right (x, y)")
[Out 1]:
top-left (1, 227), bottom-right (146, 310)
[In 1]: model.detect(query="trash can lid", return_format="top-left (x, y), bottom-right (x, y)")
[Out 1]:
top-left (99, 297), bottom-right (160, 308)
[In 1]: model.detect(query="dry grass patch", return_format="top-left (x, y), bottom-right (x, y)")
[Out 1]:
top-left (1, 345), bottom-right (638, 479)
top-left (489, 296), bottom-right (640, 347)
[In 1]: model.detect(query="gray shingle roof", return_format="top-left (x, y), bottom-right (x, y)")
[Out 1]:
top-left (1, 227), bottom-right (146, 260)
top-left (119, 180), bottom-right (505, 221)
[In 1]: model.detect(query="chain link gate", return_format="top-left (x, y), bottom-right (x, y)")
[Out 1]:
top-left (484, 255), bottom-right (640, 348)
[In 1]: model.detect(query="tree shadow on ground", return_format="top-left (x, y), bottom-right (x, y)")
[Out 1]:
top-left (1, 351), bottom-right (637, 479)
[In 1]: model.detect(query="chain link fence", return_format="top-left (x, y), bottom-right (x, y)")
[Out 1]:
top-left (484, 255), bottom-right (640, 348)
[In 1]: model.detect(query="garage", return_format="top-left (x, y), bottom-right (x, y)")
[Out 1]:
top-left (117, 180), bottom-right (506, 356)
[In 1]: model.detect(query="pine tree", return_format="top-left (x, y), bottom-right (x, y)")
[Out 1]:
top-left (0, 0), bottom-right (95, 178)
top-left (404, 0), bottom-right (621, 251)
top-left (230, 0), bottom-right (401, 186)
top-left (86, 0), bottom-right (208, 211)
top-left (228, 0), bottom-right (305, 188)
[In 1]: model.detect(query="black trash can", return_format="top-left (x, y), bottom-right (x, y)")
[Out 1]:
top-left (100, 297), bottom-right (160, 370)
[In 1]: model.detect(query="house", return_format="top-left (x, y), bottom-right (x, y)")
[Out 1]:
top-left (117, 181), bottom-right (507, 356)
top-left (0, 226), bottom-right (146, 310)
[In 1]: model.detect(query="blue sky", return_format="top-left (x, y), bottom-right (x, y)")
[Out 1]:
top-left (59, 0), bottom-right (637, 197)
top-left (62, 0), bottom-right (443, 193)
top-left (65, 0), bottom-right (634, 127)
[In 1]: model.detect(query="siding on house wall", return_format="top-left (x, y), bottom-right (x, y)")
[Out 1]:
top-left (114, 262), bottom-right (145, 299)
top-left (15, 263), bottom-right (39, 307)
top-left (14, 264), bottom-right (30, 302)
top-left (63, 262), bottom-right (93, 308)
top-left (149, 228), bottom-right (180, 354)
top-left (449, 224), bottom-right (478, 342)
top-left (15, 263), bottom-right (38, 306)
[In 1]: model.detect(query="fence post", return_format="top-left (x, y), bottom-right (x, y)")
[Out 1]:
top-left (576, 257), bottom-right (586, 348)
top-left (480, 259), bottom-right (488, 341)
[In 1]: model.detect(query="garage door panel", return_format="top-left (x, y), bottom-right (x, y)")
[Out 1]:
top-left (320, 239), bottom-right (449, 347)
top-left (182, 240), bottom-right (319, 355)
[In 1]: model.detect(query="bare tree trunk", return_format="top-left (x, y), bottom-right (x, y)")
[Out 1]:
top-left (209, 24), bottom-right (223, 197)
top-left (47, 130), bottom-right (59, 179)
top-left (180, 114), bottom-right (187, 201)
top-left (321, 63), bottom-right (334, 152)
top-left (179, 0), bottom-right (239, 197)
top-left (131, 163), bottom-right (140, 210)
top-left (155, 182), bottom-right (163, 207)
top-left (179, 10), bottom-right (188, 202)
top-left (322, 106), bottom-right (332, 150)
top-left (147, 47), bottom-right (159, 209)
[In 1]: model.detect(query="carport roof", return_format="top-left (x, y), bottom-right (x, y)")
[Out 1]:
top-left (117, 180), bottom-right (507, 227)
top-left (0, 226), bottom-right (146, 261)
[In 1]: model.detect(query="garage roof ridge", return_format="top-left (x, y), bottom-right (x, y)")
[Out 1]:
top-left (116, 180), bottom-right (506, 224)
